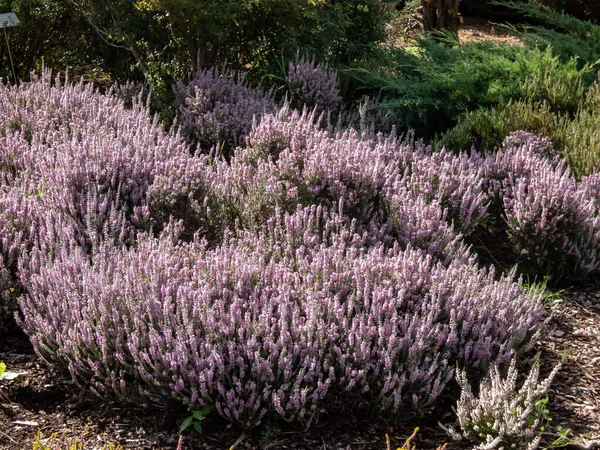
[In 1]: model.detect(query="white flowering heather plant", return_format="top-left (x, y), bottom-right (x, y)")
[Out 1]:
top-left (285, 55), bottom-right (342, 114)
top-left (174, 67), bottom-right (276, 155)
top-left (442, 358), bottom-right (561, 450)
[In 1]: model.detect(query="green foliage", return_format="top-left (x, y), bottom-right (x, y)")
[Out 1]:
top-left (437, 75), bottom-right (600, 178)
top-left (346, 36), bottom-right (591, 139)
top-left (543, 426), bottom-right (577, 449)
top-left (436, 100), bottom-right (557, 153)
top-left (259, 422), bottom-right (281, 441)
top-left (179, 404), bottom-right (213, 435)
top-left (75, 0), bottom-right (394, 93)
top-left (554, 105), bottom-right (600, 178)
top-left (493, 0), bottom-right (600, 81)
top-left (72, 0), bottom-right (174, 90)
top-left (521, 275), bottom-right (564, 306)
top-left (0, 0), bottom-right (93, 81)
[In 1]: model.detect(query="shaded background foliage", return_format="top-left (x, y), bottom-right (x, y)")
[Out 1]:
top-left (1, 0), bottom-right (395, 95)
top-left (0, 0), bottom-right (93, 81)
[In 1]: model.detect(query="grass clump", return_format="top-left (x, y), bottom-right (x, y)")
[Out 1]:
top-left (31, 430), bottom-right (122, 450)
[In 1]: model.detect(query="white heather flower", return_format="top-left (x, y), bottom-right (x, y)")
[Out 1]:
top-left (446, 358), bottom-right (561, 450)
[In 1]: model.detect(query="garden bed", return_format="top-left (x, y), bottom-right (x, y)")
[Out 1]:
top-left (2, 281), bottom-right (598, 450)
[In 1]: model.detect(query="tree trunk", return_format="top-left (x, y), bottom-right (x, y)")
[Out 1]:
top-left (421, 0), bottom-right (461, 35)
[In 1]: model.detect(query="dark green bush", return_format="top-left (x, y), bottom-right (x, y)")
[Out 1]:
top-left (494, 0), bottom-right (600, 81)
top-left (2, 0), bottom-right (394, 106)
top-left (0, 1), bottom-right (95, 81)
top-left (75, 0), bottom-right (395, 89)
top-left (346, 37), bottom-right (590, 139)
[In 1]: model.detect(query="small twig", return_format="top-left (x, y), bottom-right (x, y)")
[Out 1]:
top-left (261, 440), bottom-right (285, 450)
top-left (321, 436), bottom-right (328, 449)
top-left (0, 429), bottom-right (17, 445)
top-left (228, 432), bottom-right (246, 450)
top-left (304, 410), bottom-right (317, 431)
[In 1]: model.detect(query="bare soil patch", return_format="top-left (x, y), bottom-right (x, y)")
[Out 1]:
top-left (458, 16), bottom-right (523, 46)
top-left (386, 13), bottom-right (522, 47)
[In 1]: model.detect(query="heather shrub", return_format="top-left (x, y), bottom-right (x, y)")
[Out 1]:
top-left (0, 71), bottom-right (217, 239)
top-left (0, 72), bottom-right (219, 330)
top-left (403, 149), bottom-right (490, 235)
top-left (0, 187), bottom-right (62, 332)
top-left (5, 68), bottom-right (594, 433)
top-left (216, 106), bottom-right (403, 229)
top-left (502, 163), bottom-right (600, 281)
top-left (241, 105), bottom-right (324, 166)
top-left (20, 206), bottom-right (544, 427)
top-left (216, 107), bottom-right (482, 263)
top-left (285, 55), bottom-right (342, 114)
top-left (385, 185), bottom-right (474, 265)
top-left (109, 80), bottom-right (151, 110)
top-left (442, 358), bottom-right (561, 450)
top-left (500, 130), bottom-right (559, 161)
top-left (480, 132), bottom-right (600, 282)
top-left (580, 172), bottom-right (600, 213)
top-left (174, 67), bottom-right (277, 155)
top-left (486, 131), bottom-right (563, 184)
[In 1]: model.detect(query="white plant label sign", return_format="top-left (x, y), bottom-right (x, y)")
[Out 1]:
top-left (0, 12), bottom-right (20, 28)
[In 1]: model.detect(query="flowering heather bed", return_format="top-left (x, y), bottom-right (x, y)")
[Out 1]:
top-left (174, 67), bottom-right (276, 156)
top-left (285, 55), bottom-right (343, 114)
top-left (1, 71), bottom-right (599, 429)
